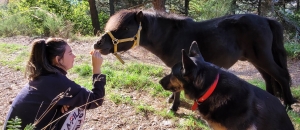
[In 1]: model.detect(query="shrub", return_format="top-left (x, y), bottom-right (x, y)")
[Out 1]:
top-left (0, 0), bottom-right (110, 37)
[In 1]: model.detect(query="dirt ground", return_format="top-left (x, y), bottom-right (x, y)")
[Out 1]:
top-left (0, 36), bottom-right (300, 129)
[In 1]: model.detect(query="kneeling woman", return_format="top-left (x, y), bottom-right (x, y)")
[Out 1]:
top-left (4, 38), bottom-right (106, 130)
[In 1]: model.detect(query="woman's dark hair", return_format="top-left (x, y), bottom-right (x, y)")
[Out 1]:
top-left (25, 38), bottom-right (67, 80)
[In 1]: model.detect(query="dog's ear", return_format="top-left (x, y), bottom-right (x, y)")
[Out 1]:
top-left (189, 41), bottom-right (204, 61)
top-left (182, 49), bottom-right (196, 76)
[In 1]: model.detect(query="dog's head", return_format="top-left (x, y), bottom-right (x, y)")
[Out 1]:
top-left (159, 41), bottom-right (219, 100)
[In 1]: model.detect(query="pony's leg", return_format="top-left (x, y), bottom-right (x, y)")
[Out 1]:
top-left (167, 93), bottom-right (174, 103)
top-left (254, 66), bottom-right (283, 97)
top-left (253, 66), bottom-right (274, 95)
top-left (251, 58), bottom-right (296, 107)
top-left (169, 91), bottom-right (181, 112)
top-left (271, 78), bottom-right (284, 98)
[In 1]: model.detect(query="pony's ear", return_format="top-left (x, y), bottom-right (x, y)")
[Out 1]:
top-left (182, 49), bottom-right (196, 74)
top-left (189, 41), bottom-right (200, 57)
top-left (189, 41), bottom-right (204, 61)
top-left (135, 11), bottom-right (144, 23)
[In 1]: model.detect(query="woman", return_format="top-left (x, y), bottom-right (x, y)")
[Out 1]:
top-left (3, 38), bottom-right (106, 130)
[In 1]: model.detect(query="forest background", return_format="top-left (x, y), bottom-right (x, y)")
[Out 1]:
top-left (0, 0), bottom-right (299, 44)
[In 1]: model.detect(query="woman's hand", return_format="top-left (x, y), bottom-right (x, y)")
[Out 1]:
top-left (90, 50), bottom-right (103, 74)
top-left (61, 105), bottom-right (69, 113)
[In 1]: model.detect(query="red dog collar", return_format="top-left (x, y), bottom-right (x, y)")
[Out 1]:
top-left (191, 73), bottom-right (219, 110)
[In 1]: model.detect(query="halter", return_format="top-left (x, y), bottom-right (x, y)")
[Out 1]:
top-left (105, 22), bottom-right (142, 64)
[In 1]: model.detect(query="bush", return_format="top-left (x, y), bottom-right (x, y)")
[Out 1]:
top-left (189, 0), bottom-right (232, 21)
top-left (0, 0), bottom-right (110, 37)
top-left (0, 1), bottom-right (69, 37)
top-left (6, 116), bottom-right (35, 130)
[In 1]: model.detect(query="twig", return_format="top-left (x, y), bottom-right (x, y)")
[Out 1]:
top-left (41, 97), bottom-right (104, 130)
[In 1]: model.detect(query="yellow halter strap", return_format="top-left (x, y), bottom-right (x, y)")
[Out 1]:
top-left (105, 22), bottom-right (142, 64)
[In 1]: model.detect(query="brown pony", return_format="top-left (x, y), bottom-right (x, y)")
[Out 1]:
top-left (94, 9), bottom-right (296, 111)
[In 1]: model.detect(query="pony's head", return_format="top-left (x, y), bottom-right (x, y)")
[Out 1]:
top-left (94, 9), bottom-right (143, 55)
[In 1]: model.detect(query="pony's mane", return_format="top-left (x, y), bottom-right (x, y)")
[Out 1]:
top-left (105, 9), bottom-right (191, 31)
top-left (142, 10), bottom-right (189, 21)
top-left (105, 9), bottom-right (137, 31)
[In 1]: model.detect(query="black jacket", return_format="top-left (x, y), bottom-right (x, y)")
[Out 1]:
top-left (3, 68), bottom-right (106, 130)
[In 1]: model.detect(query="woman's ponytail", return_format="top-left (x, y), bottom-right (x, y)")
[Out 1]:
top-left (25, 38), bottom-right (67, 80)
top-left (25, 39), bottom-right (47, 80)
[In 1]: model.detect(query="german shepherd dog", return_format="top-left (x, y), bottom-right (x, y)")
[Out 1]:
top-left (159, 41), bottom-right (294, 130)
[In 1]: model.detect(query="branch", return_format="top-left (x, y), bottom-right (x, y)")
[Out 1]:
top-left (275, 9), bottom-right (300, 34)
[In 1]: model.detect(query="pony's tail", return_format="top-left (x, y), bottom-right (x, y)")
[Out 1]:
top-left (268, 19), bottom-right (292, 87)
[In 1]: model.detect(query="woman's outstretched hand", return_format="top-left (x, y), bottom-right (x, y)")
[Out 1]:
top-left (90, 50), bottom-right (103, 74)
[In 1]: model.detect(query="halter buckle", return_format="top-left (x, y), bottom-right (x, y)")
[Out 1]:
top-left (112, 39), bottom-right (119, 44)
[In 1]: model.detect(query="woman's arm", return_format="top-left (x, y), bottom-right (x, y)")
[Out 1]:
top-left (58, 50), bottom-right (105, 109)
top-left (57, 74), bottom-right (106, 109)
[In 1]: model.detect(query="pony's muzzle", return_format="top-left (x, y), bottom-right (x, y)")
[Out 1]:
top-left (94, 37), bottom-right (105, 49)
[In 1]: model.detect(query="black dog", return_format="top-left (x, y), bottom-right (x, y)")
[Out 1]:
top-left (159, 41), bottom-right (294, 130)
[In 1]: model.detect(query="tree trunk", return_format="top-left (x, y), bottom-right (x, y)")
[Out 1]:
top-left (230, 0), bottom-right (236, 15)
top-left (297, 0), bottom-right (299, 11)
top-left (109, 0), bottom-right (115, 16)
top-left (258, 0), bottom-right (262, 15)
top-left (88, 0), bottom-right (101, 36)
top-left (152, 0), bottom-right (166, 12)
top-left (184, 0), bottom-right (189, 16)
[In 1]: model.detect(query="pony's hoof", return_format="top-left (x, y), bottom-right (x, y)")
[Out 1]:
top-left (285, 104), bottom-right (293, 111)
top-left (169, 106), bottom-right (179, 112)
top-left (167, 109), bottom-right (176, 114)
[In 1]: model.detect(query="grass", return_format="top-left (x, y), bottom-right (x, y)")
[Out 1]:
top-left (0, 43), bottom-right (29, 71)
top-left (285, 43), bottom-right (300, 59)
top-left (249, 79), bottom-right (300, 98)
top-left (108, 93), bottom-right (134, 105)
top-left (248, 79), bottom-right (266, 90)
top-left (1, 42), bottom-right (300, 129)
top-left (176, 115), bottom-right (209, 130)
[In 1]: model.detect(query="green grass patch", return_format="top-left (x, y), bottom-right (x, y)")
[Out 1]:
top-left (72, 64), bottom-right (92, 77)
top-left (135, 104), bottom-right (156, 115)
top-left (288, 111), bottom-right (300, 130)
top-left (108, 93), bottom-right (133, 105)
top-left (156, 109), bottom-right (176, 119)
top-left (101, 61), bottom-right (166, 93)
top-left (150, 83), bottom-right (172, 97)
top-left (291, 86), bottom-right (300, 99)
top-left (0, 43), bottom-right (29, 71)
top-left (285, 43), bottom-right (300, 59)
top-left (176, 114), bottom-right (209, 130)
top-left (248, 79), bottom-right (266, 90)
top-left (248, 79), bottom-right (300, 99)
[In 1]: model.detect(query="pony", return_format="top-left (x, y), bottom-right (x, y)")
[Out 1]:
top-left (94, 9), bottom-right (296, 111)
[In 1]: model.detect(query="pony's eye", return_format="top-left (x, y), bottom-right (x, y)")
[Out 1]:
top-left (124, 27), bottom-right (129, 30)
